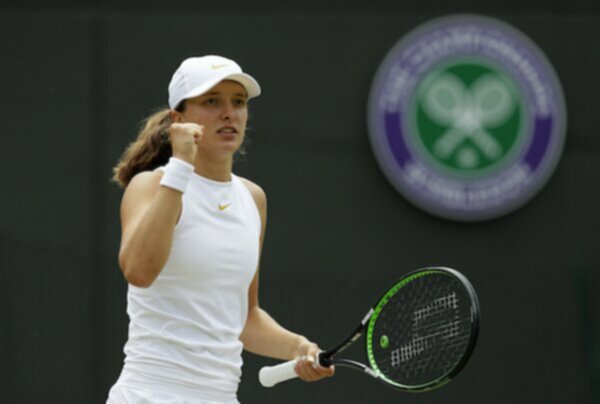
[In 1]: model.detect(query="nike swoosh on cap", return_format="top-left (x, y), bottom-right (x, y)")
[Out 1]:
top-left (211, 64), bottom-right (229, 70)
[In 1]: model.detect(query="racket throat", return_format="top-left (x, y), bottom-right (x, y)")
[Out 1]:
top-left (333, 358), bottom-right (380, 379)
top-left (318, 355), bottom-right (369, 372)
top-left (322, 312), bottom-right (372, 362)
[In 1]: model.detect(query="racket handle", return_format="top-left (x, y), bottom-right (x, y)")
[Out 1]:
top-left (258, 359), bottom-right (298, 387)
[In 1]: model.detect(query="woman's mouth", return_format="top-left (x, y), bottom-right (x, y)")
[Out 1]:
top-left (217, 126), bottom-right (238, 140)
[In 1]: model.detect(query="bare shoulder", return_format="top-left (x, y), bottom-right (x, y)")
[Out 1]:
top-left (122, 170), bottom-right (163, 205)
top-left (238, 177), bottom-right (267, 213)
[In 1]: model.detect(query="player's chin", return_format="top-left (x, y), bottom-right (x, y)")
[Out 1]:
top-left (213, 141), bottom-right (242, 156)
top-left (218, 137), bottom-right (243, 151)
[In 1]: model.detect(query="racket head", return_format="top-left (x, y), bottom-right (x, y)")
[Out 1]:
top-left (365, 266), bottom-right (480, 392)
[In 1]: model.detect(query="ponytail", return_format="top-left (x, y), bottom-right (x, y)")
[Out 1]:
top-left (112, 108), bottom-right (174, 188)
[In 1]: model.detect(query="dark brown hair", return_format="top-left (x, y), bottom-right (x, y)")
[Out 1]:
top-left (111, 107), bottom-right (177, 188)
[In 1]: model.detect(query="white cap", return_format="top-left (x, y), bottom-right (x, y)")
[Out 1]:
top-left (168, 55), bottom-right (261, 109)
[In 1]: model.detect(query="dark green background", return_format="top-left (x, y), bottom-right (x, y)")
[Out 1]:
top-left (0, 1), bottom-right (598, 403)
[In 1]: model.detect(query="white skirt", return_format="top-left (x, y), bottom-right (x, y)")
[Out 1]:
top-left (106, 369), bottom-right (239, 404)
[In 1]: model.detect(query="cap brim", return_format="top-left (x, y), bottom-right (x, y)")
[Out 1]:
top-left (181, 72), bottom-right (261, 104)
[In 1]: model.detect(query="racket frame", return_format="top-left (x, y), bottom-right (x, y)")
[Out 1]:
top-left (319, 266), bottom-right (480, 392)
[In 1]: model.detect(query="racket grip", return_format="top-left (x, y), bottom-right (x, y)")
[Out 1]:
top-left (258, 359), bottom-right (298, 387)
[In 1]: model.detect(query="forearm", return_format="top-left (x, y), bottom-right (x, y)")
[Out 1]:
top-left (240, 306), bottom-right (312, 361)
top-left (119, 187), bottom-right (182, 287)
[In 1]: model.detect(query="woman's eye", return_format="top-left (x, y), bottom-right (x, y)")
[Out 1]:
top-left (234, 99), bottom-right (247, 107)
top-left (205, 98), bottom-right (218, 105)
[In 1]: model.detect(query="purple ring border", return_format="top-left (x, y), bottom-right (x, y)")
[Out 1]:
top-left (367, 14), bottom-right (567, 221)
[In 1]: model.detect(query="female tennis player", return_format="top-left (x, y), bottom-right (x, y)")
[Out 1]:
top-left (107, 55), bottom-right (334, 403)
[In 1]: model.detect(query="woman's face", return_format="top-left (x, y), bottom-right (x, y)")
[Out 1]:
top-left (179, 80), bottom-right (249, 159)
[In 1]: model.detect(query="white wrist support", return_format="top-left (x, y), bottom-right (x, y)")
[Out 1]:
top-left (159, 157), bottom-right (194, 193)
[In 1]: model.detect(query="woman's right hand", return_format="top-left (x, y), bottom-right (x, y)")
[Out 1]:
top-left (169, 122), bottom-right (204, 164)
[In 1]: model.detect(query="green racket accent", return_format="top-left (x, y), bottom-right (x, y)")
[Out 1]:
top-left (380, 335), bottom-right (390, 349)
top-left (365, 269), bottom-right (439, 388)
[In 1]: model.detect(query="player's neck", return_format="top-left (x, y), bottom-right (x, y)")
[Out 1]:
top-left (193, 155), bottom-right (233, 182)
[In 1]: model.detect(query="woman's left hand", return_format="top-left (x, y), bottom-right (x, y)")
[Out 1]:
top-left (294, 342), bottom-right (335, 382)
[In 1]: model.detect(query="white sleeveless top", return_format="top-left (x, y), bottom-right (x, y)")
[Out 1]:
top-left (118, 171), bottom-right (261, 402)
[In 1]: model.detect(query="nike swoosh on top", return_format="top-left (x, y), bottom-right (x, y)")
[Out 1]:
top-left (211, 64), bottom-right (229, 70)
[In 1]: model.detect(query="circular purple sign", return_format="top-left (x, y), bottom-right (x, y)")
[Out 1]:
top-left (368, 15), bottom-right (567, 221)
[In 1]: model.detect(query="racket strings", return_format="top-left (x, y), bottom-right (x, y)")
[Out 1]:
top-left (369, 273), bottom-right (474, 387)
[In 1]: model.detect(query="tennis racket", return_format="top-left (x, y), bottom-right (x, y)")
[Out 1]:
top-left (259, 266), bottom-right (480, 392)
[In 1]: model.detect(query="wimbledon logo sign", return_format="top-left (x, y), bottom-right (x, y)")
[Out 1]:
top-left (368, 15), bottom-right (566, 221)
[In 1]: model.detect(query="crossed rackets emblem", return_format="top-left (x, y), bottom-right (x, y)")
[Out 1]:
top-left (420, 72), bottom-right (516, 168)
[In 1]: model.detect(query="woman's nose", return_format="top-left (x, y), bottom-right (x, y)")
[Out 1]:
top-left (221, 102), bottom-right (237, 121)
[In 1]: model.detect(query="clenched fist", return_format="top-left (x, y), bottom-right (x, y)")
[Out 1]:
top-left (169, 122), bottom-right (205, 164)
